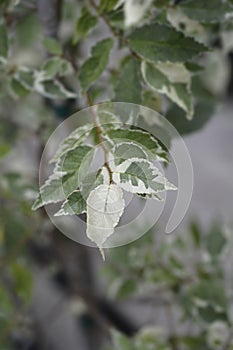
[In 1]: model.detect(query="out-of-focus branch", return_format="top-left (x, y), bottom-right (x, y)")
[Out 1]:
top-left (36, 0), bottom-right (62, 39)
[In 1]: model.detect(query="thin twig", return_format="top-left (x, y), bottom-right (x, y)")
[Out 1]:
top-left (84, 91), bottom-right (113, 183)
top-left (89, 0), bottom-right (141, 61)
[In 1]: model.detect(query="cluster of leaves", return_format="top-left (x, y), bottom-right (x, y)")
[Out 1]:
top-left (1, 0), bottom-right (233, 125)
top-left (75, 0), bottom-right (233, 126)
top-left (104, 221), bottom-right (233, 350)
top-left (32, 105), bottom-right (176, 257)
top-left (0, 24), bottom-right (76, 100)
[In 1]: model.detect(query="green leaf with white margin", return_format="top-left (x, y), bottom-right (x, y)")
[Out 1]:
top-left (10, 77), bottom-right (30, 98)
top-left (41, 57), bottom-right (72, 79)
top-left (155, 62), bottom-right (191, 85)
top-left (55, 167), bottom-right (110, 216)
top-left (167, 7), bottom-right (207, 44)
top-left (32, 171), bottom-right (72, 210)
top-left (128, 23), bottom-right (207, 63)
top-left (14, 68), bottom-right (35, 90)
top-left (81, 168), bottom-right (110, 199)
top-left (109, 141), bottom-right (148, 166)
top-left (112, 158), bottom-right (176, 195)
top-left (55, 145), bottom-right (94, 176)
top-left (54, 190), bottom-right (86, 216)
top-left (73, 6), bottom-right (98, 44)
top-left (142, 61), bottom-right (193, 119)
top-left (32, 145), bottom-right (94, 210)
top-left (179, 0), bottom-right (233, 23)
top-left (35, 79), bottom-right (77, 99)
top-left (97, 110), bottom-right (121, 131)
top-left (43, 37), bottom-right (62, 55)
top-left (0, 23), bottom-right (8, 63)
top-left (86, 184), bottom-right (125, 259)
top-left (50, 124), bottom-right (94, 163)
top-left (124, 0), bottom-right (152, 27)
top-left (115, 57), bottom-right (142, 104)
top-left (79, 38), bottom-right (113, 91)
top-left (105, 128), bottom-right (168, 162)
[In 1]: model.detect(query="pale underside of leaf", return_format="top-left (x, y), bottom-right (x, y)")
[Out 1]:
top-left (86, 184), bottom-right (125, 259)
top-left (124, 0), bottom-right (153, 27)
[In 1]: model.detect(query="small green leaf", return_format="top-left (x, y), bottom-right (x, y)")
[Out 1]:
top-left (41, 57), bottom-right (72, 79)
top-left (124, 0), bottom-right (152, 27)
top-left (32, 145), bottom-right (94, 210)
top-left (35, 79), bottom-right (77, 99)
top-left (73, 6), bottom-right (98, 44)
top-left (10, 77), bottom-right (30, 97)
top-left (79, 38), bottom-right (113, 91)
top-left (115, 57), bottom-right (142, 104)
top-left (32, 172), bottom-right (71, 210)
top-left (97, 111), bottom-right (121, 131)
top-left (81, 169), bottom-right (109, 199)
top-left (50, 124), bottom-right (94, 163)
top-left (105, 128), bottom-right (168, 162)
top-left (56, 145), bottom-right (94, 176)
top-left (15, 68), bottom-right (35, 90)
top-left (43, 37), bottom-right (62, 55)
top-left (128, 23), bottom-right (207, 63)
top-left (55, 190), bottom-right (86, 216)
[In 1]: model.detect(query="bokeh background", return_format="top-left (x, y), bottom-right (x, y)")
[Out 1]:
top-left (1, 1), bottom-right (233, 349)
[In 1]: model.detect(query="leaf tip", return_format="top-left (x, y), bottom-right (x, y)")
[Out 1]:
top-left (99, 247), bottom-right (106, 261)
